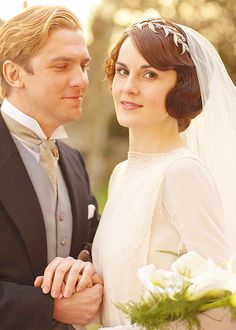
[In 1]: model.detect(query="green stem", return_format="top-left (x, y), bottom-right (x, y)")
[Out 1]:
top-left (200, 296), bottom-right (230, 311)
top-left (158, 250), bottom-right (183, 257)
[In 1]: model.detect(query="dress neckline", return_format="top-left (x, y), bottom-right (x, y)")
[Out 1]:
top-left (128, 147), bottom-right (188, 160)
top-left (126, 147), bottom-right (190, 169)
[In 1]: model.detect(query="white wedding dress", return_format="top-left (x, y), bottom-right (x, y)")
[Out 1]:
top-left (92, 147), bottom-right (234, 329)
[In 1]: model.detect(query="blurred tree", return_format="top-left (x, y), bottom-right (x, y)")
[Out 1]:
top-left (65, 10), bottom-right (118, 190)
top-left (50, 0), bottom-right (236, 192)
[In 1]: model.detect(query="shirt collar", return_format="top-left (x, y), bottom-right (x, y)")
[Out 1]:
top-left (1, 98), bottom-right (68, 140)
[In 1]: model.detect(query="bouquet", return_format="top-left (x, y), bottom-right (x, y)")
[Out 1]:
top-left (117, 251), bottom-right (236, 329)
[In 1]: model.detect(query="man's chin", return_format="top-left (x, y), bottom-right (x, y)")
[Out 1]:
top-left (69, 109), bottom-right (82, 122)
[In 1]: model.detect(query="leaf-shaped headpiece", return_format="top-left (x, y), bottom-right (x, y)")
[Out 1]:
top-left (127, 19), bottom-right (190, 55)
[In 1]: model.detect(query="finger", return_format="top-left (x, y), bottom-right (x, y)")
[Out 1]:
top-left (86, 279), bottom-right (93, 288)
top-left (91, 283), bottom-right (104, 302)
top-left (41, 257), bottom-right (64, 294)
top-left (34, 275), bottom-right (44, 288)
top-left (50, 257), bottom-right (77, 298)
top-left (58, 281), bottom-right (66, 299)
top-left (78, 249), bottom-right (91, 262)
top-left (63, 260), bottom-right (88, 297)
top-left (76, 262), bottom-right (95, 292)
top-left (91, 273), bottom-right (103, 285)
top-left (41, 257), bottom-right (75, 297)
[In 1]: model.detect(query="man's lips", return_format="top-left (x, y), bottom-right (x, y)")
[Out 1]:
top-left (62, 95), bottom-right (83, 100)
top-left (120, 100), bottom-right (143, 110)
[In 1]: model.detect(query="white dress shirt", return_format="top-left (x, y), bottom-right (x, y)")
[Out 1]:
top-left (1, 98), bottom-right (68, 161)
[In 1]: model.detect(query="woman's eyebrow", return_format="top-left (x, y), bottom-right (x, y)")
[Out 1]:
top-left (116, 61), bottom-right (153, 69)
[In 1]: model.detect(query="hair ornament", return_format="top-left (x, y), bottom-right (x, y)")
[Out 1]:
top-left (127, 19), bottom-right (190, 55)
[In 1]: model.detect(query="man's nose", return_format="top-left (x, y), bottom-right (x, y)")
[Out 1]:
top-left (70, 68), bottom-right (89, 89)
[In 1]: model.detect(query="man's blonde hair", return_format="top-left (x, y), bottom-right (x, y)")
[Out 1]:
top-left (0, 5), bottom-right (82, 96)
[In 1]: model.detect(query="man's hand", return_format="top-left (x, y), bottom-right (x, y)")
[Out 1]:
top-left (53, 283), bottom-right (103, 325)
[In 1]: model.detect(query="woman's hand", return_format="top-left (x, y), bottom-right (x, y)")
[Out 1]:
top-left (34, 256), bottom-right (102, 299)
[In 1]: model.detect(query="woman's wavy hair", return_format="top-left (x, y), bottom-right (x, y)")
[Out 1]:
top-left (105, 20), bottom-right (202, 132)
top-left (0, 5), bottom-right (82, 96)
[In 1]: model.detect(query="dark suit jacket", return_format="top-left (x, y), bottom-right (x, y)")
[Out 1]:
top-left (0, 113), bottom-right (99, 329)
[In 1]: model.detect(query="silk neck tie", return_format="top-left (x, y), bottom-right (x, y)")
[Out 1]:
top-left (2, 112), bottom-right (59, 193)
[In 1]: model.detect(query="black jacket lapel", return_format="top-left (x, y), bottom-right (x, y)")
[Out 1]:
top-left (0, 114), bottom-right (47, 276)
top-left (57, 141), bottom-right (89, 258)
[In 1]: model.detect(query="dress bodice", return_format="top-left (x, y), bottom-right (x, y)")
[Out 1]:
top-left (93, 148), bottom-right (195, 325)
top-left (92, 147), bottom-right (230, 328)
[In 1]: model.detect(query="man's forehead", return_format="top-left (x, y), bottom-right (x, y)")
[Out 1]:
top-left (39, 28), bottom-right (88, 54)
top-left (35, 34), bottom-right (90, 63)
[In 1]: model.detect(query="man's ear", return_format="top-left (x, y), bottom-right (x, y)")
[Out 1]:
top-left (2, 60), bottom-right (24, 89)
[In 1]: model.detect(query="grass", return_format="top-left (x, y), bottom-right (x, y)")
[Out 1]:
top-left (94, 184), bottom-right (108, 214)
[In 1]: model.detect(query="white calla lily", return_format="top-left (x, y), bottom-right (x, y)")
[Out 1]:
top-left (171, 251), bottom-right (216, 278)
top-left (149, 269), bottom-right (175, 288)
top-left (129, 251), bottom-right (236, 329)
top-left (186, 268), bottom-right (236, 301)
top-left (137, 264), bottom-right (187, 297)
top-left (137, 264), bottom-right (164, 294)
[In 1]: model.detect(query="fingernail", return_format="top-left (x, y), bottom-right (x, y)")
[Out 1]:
top-left (51, 290), bottom-right (58, 298)
top-left (42, 286), bottom-right (49, 294)
top-left (63, 290), bottom-right (71, 298)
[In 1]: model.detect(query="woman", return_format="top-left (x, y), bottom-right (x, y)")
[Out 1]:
top-left (91, 19), bottom-right (236, 328)
top-left (37, 19), bottom-right (236, 329)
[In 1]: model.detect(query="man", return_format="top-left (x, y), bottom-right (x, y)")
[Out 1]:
top-left (0, 5), bottom-right (102, 329)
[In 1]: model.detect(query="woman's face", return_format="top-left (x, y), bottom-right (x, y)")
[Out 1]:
top-left (112, 37), bottom-right (177, 130)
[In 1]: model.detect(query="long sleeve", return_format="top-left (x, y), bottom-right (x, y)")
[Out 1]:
top-left (0, 281), bottom-right (54, 330)
top-left (162, 157), bottom-right (229, 263)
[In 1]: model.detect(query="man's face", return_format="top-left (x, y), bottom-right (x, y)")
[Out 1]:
top-left (20, 28), bottom-right (90, 135)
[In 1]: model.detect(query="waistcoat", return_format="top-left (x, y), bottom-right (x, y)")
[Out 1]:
top-left (13, 137), bottom-right (73, 262)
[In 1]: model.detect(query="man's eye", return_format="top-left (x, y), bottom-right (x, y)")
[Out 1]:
top-left (82, 65), bottom-right (90, 72)
top-left (54, 65), bottom-right (67, 70)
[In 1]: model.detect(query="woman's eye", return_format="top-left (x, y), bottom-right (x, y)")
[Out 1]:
top-left (115, 68), bottom-right (129, 76)
top-left (144, 71), bottom-right (158, 79)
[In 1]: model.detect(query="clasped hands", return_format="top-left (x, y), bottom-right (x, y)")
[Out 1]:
top-left (34, 253), bottom-right (103, 325)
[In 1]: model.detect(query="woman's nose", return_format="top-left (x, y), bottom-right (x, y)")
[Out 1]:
top-left (122, 76), bottom-right (139, 95)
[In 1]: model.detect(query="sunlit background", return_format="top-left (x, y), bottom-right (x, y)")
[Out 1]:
top-left (1, 0), bottom-right (236, 209)
top-left (0, 0), bottom-right (101, 41)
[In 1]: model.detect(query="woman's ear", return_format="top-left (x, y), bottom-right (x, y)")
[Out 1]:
top-left (2, 60), bottom-right (24, 89)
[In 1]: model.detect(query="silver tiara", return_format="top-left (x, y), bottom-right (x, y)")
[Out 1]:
top-left (127, 19), bottom-right (190, 55)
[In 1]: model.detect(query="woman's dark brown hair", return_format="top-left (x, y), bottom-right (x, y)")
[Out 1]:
top-left (105, 20), bottom-right (202, 132)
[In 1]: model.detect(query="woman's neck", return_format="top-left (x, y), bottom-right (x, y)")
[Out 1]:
top-left (128, 125), bottom-right (184, 154)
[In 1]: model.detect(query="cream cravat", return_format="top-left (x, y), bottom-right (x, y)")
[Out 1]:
top-left (2, 112), bottom-right (59, 193)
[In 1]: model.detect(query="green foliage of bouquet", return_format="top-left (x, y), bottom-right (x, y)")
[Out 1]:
top-left (117, 251), bottom-right (236, 329)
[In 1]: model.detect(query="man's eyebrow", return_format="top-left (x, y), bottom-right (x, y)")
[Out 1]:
top-left (49, 56), bottom-right (91, 63)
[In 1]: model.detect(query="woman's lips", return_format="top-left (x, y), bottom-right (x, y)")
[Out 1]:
top-left (120, 100), bottom-right (143, 110)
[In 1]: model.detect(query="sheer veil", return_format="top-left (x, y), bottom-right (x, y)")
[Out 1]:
top-left (179, 25), bottom-right (236, 253)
